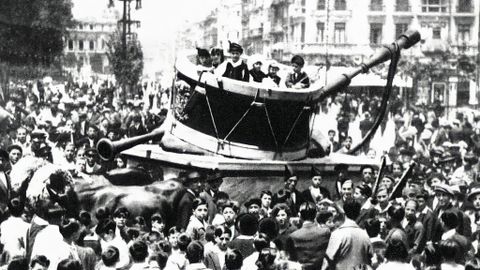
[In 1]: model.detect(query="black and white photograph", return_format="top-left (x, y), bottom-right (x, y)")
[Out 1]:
top-left (0, 0), bottom-right (479, 269)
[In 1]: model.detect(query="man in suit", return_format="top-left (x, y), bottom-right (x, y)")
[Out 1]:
top-left (282, 166), bottom-right (304, 216)
top-left (440, 209), bottom-right (474, 263)
top-left (201, 171), bottom-right (223, 223)
top-left (302, 166), bottom-right (331, 203)
top-left (286, 202), bottom-right (330, 270)
top-left (0, 149), bottom-right (11, 215)
top-left (176, 171), bottom-right (206, 231)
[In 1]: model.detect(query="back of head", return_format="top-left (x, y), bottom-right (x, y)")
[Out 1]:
top-left (343, 199), bottom-right (361, 220)
top-left (177, 233), bottom-right (192, 252)
top-left (441, 209), bottom-right (459, 230)
top-left (253, 233), bottom-right (270, 252)
top-left (7, 256), bottom-right (28, 270)
top-left (365, 218), bottom-right (381, 238)
top-left (316, 210), bottom-right (333, 225)
top-left (186, 241), bottom-right (204, 264)
top-left (8, 197), bottom-right (24, 217)
top-left (439, 239), bottom-right (459, 262)
top-left (56, 259), bottom-right (82, 270)
top-left (424, 242), bottom-right (441, 267)
top-left (95, 218), bottom-right (116, 235)
top-left (30, 255), bottom-right (50, 269)
top-left (59, 218), bottom-right (81, 239)
top-left (384, 238), bottom-right (409, 262)
top-left (225, 249), bottom-right (243, 270)
top-left (236, 213), bottom-right (258, 236)
top-left (387, 204), bottom-right (405, 222)
top-left (101, 246), bottom-right (119, 267)
top-left (299, 202), bottom-right (317, 221)
top-left (129, 240), bottom-right (149, 263)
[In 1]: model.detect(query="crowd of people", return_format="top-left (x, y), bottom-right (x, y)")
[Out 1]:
top-left (1, 45), bottom-right (480, 270)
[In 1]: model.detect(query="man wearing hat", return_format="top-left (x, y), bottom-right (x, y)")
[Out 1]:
top-left (280, 165), bottom-right (304, 215)
top-left (200, 170), bottom-right (223, 223)
top-left (196, 47), bottom-right (211, 70)
top-left (432, 183), bottom-right (471, 240)
top-left (177, 171), bottom-right (206, 231)
top-left (302, 166), bottom-right (331, 203)
top-left (7, 144), bottom-right (22, 166)
top-left (244, 198), bottom-right (262, 219)
top-left (452, 152), bottom-right (479, 186)
top-left (222, 42), bottom-right (249, 82)
top-left (285, 55), bottom-right (310, 89)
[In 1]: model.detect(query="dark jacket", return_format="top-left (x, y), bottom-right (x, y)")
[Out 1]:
top-left (286, 221), bottom-right (330, 270)
top-left (176, 189), bottom-right (197, 230)
top-left (223, 61), bottom-right (249, 82)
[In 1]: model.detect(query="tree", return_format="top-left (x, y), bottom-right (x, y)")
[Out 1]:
top-left (0, 0), bottom-right (74, 102)
top-left (107, 31), bottom-right (144, 98)
top-left (0, 0), bottom-right (74, 66)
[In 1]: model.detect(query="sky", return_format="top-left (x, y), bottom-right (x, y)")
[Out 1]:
top-left (72, 0), bottom-right (220, 75)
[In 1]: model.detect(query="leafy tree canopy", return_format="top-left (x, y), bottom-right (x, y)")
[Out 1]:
top-left (0, 0), bottom-right (74, 66)
top-left (107, 32), bottom-right (143, 90)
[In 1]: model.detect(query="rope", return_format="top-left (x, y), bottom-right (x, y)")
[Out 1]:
top-left (222, 89), bottom-right (260, 142)
top-left (283, 107), bottom-right (305, 147)
top-left (223, 106), bottom-right (252, 142)
top-left (198, 71), bottom-right (221, 145)
top-left (263, 99), bottom-right (279, 150)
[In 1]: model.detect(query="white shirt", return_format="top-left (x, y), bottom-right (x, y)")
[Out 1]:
top-left (30, 224), bottom-right (66, 270)
top-left (0, 216), bottom-right (29, 262)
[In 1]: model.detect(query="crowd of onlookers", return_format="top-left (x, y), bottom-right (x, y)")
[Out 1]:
top-left (1, 66), bottom-right (480, 270)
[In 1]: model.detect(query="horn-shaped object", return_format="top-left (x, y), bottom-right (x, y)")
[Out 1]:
top-left (97, 128), bottom-right (165, 161)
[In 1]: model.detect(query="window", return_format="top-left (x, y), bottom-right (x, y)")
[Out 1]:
top-left (334, 23), bottom-right (346, 43)
top-left (421, 0), bottom-right (447, 12)
top-left (457, 0), bottom-right (472, 12)
top-left (395, 23), bottom-right (409, 38)
top-left (89, 24), bottom-right (94, 30)
top-left (301, 22), bottom-right (305, 43)
top-left (79, 24), bottom-right (83, 30)
top-left (316, 22), bottom-right (324, 43)
top-left (89, 41), bottom-right (95, 50)
top-left (102, 39), bottom-right (105, 50)
top-left (433, 27), bottom-right (441, 39)
top-left (301, 0), bottom-right (306, 13)
top-left (68, 40), bottom-right (74, 50)
top-left (334, 0), bottom-right (346, 10)
top-left (457, 24), bottom-right (471, 42)
top-left (395, 0), bottom-right (410, 11)
top-left (370, 23), bottom-right (383, 44)
top-left (370, 0), bottom-right (383, 11)
top-left (79, 40), bottom-right (84, 51)
top-left (317, 0), bottom-right (326, 10)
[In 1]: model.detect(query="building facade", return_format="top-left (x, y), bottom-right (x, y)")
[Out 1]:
top-left (64, 8), bottom-right (120, 76)
top-left (192, 0), bottom-right (479, 108)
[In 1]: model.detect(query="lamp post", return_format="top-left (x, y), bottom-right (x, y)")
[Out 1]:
top-left (108, 0), bottom-right (142, 60)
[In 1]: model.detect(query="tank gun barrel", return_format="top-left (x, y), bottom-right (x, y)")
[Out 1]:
top-left (97, 128), bottom-right (165, 161)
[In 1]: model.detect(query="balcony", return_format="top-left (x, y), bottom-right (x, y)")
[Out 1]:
top-left (249, 27), bottom-right (263, 38)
